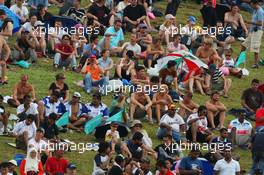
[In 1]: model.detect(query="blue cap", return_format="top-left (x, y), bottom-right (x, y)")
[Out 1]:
top-left (67, 163), bottom-right (77, 169)
top-left (188, 16), bottom-right (196, 24)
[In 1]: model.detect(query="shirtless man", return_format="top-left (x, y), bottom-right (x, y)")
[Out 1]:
top-left (0, 9), bottom-right (13, 39)
top-left (205, 91), bottom-right (226, 129)
top-left (152, 84), bottom-right (173, 123)
top-left (65, 92), bottom-right (88, 132)
top-left (130, 86), bottom-right (153, 123)
top-left (196, 37), bottom-right (221, 65)
top-left (0, 36), bottom-right (11, 84)
top-left (178, 92), bottom-right (199, 120)
top-left (131, 66), bottom-right (150, 87)
top-left (12, 75), bottom-right (36, 107)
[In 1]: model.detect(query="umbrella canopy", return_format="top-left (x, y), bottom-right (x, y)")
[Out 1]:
top-left (147, 50), bottom-right (208, 76)
top-left (94, 122), bottom-right (130, 139)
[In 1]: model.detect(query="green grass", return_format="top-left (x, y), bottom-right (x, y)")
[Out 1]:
top-left (0, 1), bottom-right (264, 174)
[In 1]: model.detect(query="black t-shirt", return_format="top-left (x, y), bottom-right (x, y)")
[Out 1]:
top-left (126, 139), bottom-right (143, 161)
top-left (241, 88), bottom-right (264, 111)
top-left (49, 82), bottom-right (69, 100)
top-left (88, 3), bottom-right (110, 20)
top-left (108, 165), bottom-right (123, 175)
top-left (66, 7), bottom-right (86, 23)
top-left (124, 4), bottom-right (146, 21)
top-left (41, 121), bottom-right (59, 139)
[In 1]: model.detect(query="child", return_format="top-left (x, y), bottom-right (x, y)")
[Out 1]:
top-left (220, 48), bottom-right (242, 78)
top-left (105, 121), bottom-right (120, 151)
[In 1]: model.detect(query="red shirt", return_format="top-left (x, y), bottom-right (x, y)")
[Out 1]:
top-left (256, 108), bottom-right (264, 128)
top-left (159, 170), bottom-right (174, 175)
top-left (45, 157), bottom-right (69, 175)
top-left (55, 43), bottom-right (74, 60)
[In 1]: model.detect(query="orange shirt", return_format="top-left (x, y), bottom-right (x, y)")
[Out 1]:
top-left (86, 65), bottom-right (101, 81)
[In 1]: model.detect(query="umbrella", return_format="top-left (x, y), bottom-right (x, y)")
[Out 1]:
top-left (147, 50), bottom-right (208, 76)
top-left (94, 122), bottom-right (130, 139)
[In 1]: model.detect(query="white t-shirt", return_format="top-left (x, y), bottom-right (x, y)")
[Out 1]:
top-left (160, 113), bottom-right (185, 132)
top-left (22, 22), bottom-right (35, 32)
top-left (214, 159), bottom-right (240, 175)
top-left (122, 42), bottom-right (141, 55)
top-left (10, 4), bottom-right (29, 19)
top-left (228, 119), bottom-right (252, 135)
top-left (48, 27), bottom-right (68, 44)
top-left (187, 113), bottom-right (208, 133)
top-left (28, 138), bottom-right (48, 153)
top-left (12, 121), bottom-right (37, 140)
top-left (105, 129), bottom-right (120, 142)
top-left (17, 103), bottom-right (38, 115)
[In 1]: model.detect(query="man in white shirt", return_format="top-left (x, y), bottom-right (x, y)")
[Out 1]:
top-left (10, 0), bottom-right (29, 23)
top-left (157, 104), bottom-right (185, 142)
top-left (214, 149), bottom-right (240, 175)
top-left (12, 114), bottom-right (37, 150)
top-left (186, 105), bottom-right (213, 143)
top-left (121, 33), bottom-right (141, 59)
top-left (17, 95), bottom-right (38, 121)
top-left (228, 109), bottom-right (253, 147)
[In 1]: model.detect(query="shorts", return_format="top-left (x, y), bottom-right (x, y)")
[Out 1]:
top-left (211, 79), bottom-right (224, 91)
top-left (186, 127), bottom-right (207, 143)
top-left (242, 30), bottom-right (263, 53)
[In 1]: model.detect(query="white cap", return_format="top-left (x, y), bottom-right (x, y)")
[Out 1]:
top-left (73, 92), bottom-right (81, 98)
top-left (165, 14), bottom-right (175, 20)
top-left (8, 160), bottom-right (17, 166)
top-left (34, 21), bottom-right (44, 27)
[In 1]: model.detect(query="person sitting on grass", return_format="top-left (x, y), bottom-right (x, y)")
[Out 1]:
top-left (98, 49), bottom-right (114, 79)
top-left (82, 56), bottom-right (108, 94)
top-left (206, 64), bottom-right (232, 98)
top-left (205, 91), bottom-right (227, 130)
top-left (178, 92), bottom-right (199, 121)
top-left (0, 34), bottom-right (11, 85)
top-left (115, 50), bottom-right (136, 83)
top-left (186, 105), bottom-right (213, 143)
top-left (40, 113), bottom-right (59, 141)
top-left (105, 121), bottom-right (120, 151)
top-left (17, 95), bottom-right (38, 121)
top-left (241, 79), bottom-right (264, 119)
top-left (152, 84), bottom-right (173, 124)
top-left (48, 73), bottom-right (70, 103)
top-left (130, 86), bottom-right (153, 123)
top-left (12, 114), bottom-right (37, 150)
top-left (179, 148), bottom-right (203, 175)
top-left (92, 141), bottom-right (113, 175)
top-left (131, 65), bottom-right (150, 87)
top-left (167, 34), bottom-right (189, 53)
top-left (156, 159), bottom-right (174, 175)
top-left (220, 48), bottom-right (242, 78)
top-left (10, 74), bottom-right (36, 108)
top-left (121, 33), bottom-right (142, 60)
top-left (54, 34), bottom-right (77, 71)
top-left (38, 91), bottom-right (66, 125)
top-left (45, 146), bottom-right (69, 175)
top-left (99, 19), bottom-right (124, 54)
top-left (145, 37), bottom-right (164, 68)
top-left (65, 92), bottom-right (88, 132)
top-left (229, 109), bottom-right (253, 148)
top-left (0, 95), bottom-right (9, 134)
top-left (157, 104), bottom-right (185, 143)
top-left (159, 60), bottom-right (180, 102)
top-left (65, 163), bottom-right (77, 175)
top-left (12, 29), bottom-right (38, 63)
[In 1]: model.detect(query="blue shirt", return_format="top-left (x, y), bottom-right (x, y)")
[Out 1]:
top-left (86, 103), bottom-right (109, 118)
top-left (250, 7), bottom-right (264, 32)
top-left (83, 43), bottom-right (101, 57)
top-left (42, 96), bottom-right (66, 117)
top-left (101, 26), bottom-right (124, 48)
top-left (98, 57), bottom-right (111, 69)
top-left (179, 157), bottom-right (203, 171)
top-left (28, 0), bottom-right (48, 8)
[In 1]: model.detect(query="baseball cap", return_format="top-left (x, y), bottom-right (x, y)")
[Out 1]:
top-left (165, 14), bottom-right (175, 20)
top-left (139, 23), bottom-right (147, 29)
top-left (168, 104), bottom-right (176, 110)
top-left (67, 163), bottom-right (77, 170)
top-left (130, 120), bottom-right (142, 128)
top-left (73, 92), bottom-right (81, 98)
top-left (34, 21), bottom-right (45, 27)
top-left (188, 16), bottom-right (196, 24)
top-left (8, 160), bottom-right (17, 166)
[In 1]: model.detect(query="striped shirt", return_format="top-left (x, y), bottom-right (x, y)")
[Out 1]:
top-left (212, 68), bottom-right (223, 83)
